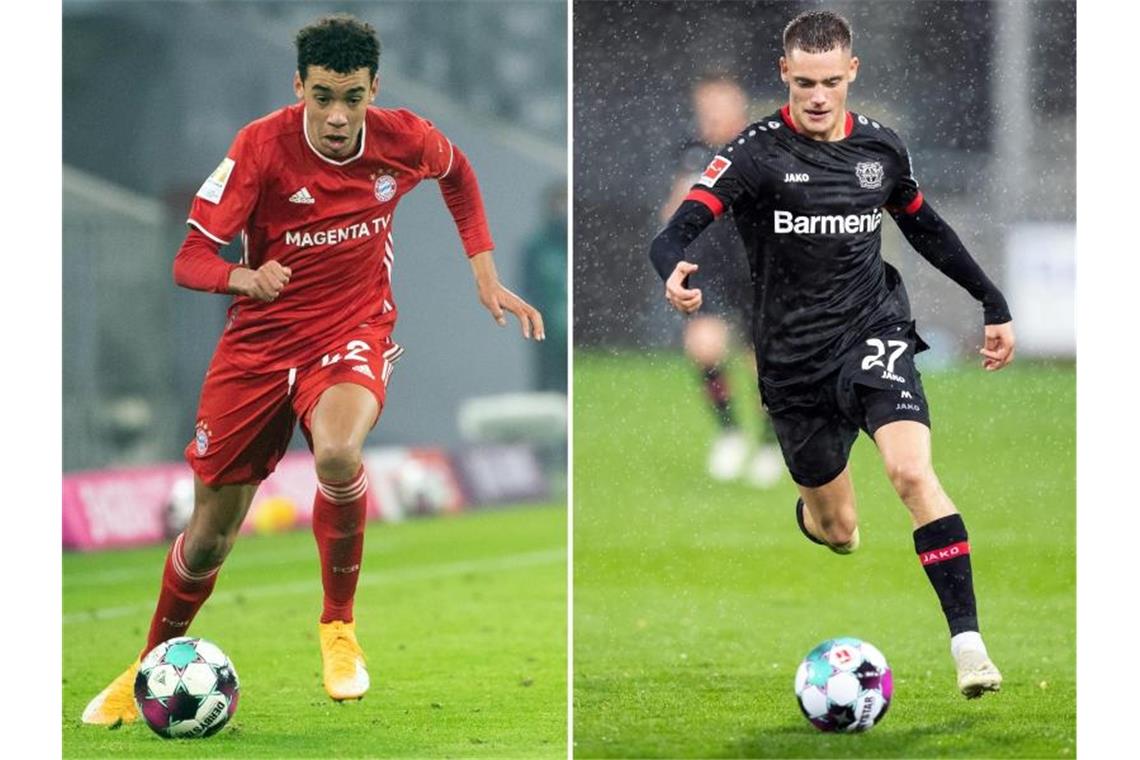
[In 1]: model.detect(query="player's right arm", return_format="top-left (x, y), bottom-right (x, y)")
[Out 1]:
top-left (172, 125), bottom-right (292, 302)
top-left (648, 144), bottom-right (759, 314)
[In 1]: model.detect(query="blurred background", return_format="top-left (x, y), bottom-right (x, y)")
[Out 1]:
top-left (63, 0), bottom-right (567, 473)
top-left (574, 0), bottom-right (1074, 359)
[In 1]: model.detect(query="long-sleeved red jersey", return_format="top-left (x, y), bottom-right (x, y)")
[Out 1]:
top-left (175, 102), bottom-right (493, 371)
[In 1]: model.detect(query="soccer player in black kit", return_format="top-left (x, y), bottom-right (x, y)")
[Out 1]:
top-left (650, 10), bottom-right (1013, 698)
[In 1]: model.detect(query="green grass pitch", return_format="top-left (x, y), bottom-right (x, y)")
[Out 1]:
top-left (573, 351), bottom-right (1074, 758)
top-left (63, 504), bottom-right (566, 758)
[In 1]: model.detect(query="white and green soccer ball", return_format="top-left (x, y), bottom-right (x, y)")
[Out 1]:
top-left (794, 637), bottom-right (892, 732)
top-left (134, 636), bottom-right (240, 738)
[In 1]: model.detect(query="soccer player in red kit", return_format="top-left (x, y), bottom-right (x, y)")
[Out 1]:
top-left (82, 14), bottom-right (544, 724)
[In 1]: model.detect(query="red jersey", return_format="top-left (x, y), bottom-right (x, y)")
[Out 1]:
top-left (181, 103), bottom-right (492, 371)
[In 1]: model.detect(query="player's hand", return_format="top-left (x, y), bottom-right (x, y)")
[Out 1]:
top-left (478, 282), bottom-right (545, 340)
top-left (665, 261), bottom-right (702, 314)
top-left (980, 321), bottom-right (1015, 371)
top-left (230, 260), bottom-right (292, 302)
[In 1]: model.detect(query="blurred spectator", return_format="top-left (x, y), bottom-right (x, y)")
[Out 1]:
top-left (522, 181), bottom-right (567, 392)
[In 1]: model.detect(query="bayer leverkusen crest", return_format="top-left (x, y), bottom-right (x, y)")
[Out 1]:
top-left (855, 161), bottom-right (884, 190)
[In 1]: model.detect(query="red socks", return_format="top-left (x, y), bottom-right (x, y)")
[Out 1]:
top-left (143, 532), bottom-right (221, 656)
top-left (140, 466), bottom-right (368, 656)
top-left (312, 466), bottom-right (368, 624)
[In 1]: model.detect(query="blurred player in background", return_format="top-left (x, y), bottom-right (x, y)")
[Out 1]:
top-left (83, 13), bottom-right (543, 725)
top-left (658, 74), bottom-right (781, 486)
top-left (650, 10), bottom-right (1013, 698)
top-left (522, 181), bottom-right (567, 392)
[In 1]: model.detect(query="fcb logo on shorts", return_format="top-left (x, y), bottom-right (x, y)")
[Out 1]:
top-left (855, 161), bottom-right (884, 190)
top-left (374, 174), bottom-right (397, 202)
top-left (194, 422), bottom-right (212, 456)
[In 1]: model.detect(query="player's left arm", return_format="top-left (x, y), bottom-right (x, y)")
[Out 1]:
top-left (423, 126), bottom-right (544, 341)
top-left (885, 138), bottom-right (1014, 371)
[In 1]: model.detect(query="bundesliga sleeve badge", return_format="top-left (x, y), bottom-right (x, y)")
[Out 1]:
top-left (697, 156), bottom-right (732, 188)
top-left (196, 158), bottom-right (236, 204)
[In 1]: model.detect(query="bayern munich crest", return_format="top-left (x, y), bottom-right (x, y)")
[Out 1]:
top-left (194, 422), bottom-right (211, 456)
top-left (855, 161), bottom-right (884, 190)
top-left (374, 174), bottom-right (397, 202)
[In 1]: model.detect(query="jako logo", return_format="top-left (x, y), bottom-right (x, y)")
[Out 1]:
top-left (920, 541), bottom-right (970, 566)
top-left (774, 209), bottom-right (882, 234)
top-left (784, 172), bottom-right (810, 183)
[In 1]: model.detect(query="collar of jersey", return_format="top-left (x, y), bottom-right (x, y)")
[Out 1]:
top-left (780, 105), bottom-right (854, 140)
top-left (302, 106), bottom-right (366, 166)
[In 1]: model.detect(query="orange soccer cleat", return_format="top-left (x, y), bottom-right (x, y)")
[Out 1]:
top-left (81, 660), bottom-right (141, 725)
top-left (319, 620), bottom-right (370, 700)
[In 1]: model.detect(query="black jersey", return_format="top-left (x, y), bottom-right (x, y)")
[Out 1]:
top-left (682, 106), bottom-right (928, 390)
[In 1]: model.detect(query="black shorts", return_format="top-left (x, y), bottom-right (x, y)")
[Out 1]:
top-left (761, 324), bottom-right (931, 488)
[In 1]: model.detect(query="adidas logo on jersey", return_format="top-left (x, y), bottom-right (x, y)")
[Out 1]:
top-left (352, 364), bottom-right (375, 380)
top-left (784, 172), bottom-right (810, 183)
top-left (289, 187), bottom-right (315, 204)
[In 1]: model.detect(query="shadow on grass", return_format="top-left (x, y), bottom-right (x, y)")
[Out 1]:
top-left (721, 713), bottom-right (993, 759)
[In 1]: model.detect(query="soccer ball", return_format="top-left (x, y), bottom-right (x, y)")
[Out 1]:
top-left (794, 637), bottom-right (892, 732)
top-left (134, 637), bottom-right (240, 738)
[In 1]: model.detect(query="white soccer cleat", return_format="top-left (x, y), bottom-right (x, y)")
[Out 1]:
top-left (951, 632), bottom-right (1002, 699)
top-left (708, 430), bottom-right (749, 481)
top-left (745, 444), bottom-right (784, 488)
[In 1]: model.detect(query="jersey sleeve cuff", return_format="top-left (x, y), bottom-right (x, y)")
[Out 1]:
top-left (186, 218), bottom-right (231, 246)
top-left (983, 297), bottom-right (1012, 325)
top-left (683, 189), bottom-right (724, 218)
top-left (902, 192), bottom-right (924, 215)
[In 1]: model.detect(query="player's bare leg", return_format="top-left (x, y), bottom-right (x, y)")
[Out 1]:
top-left (874, 420), bottom-right (1001, 698)
top-left (82, 479), bottom-right (257, 725)
top-left (685, 316), bottom-right (749, 480)
top-left (308, 382), bottom-right (378, 700)
top-left (795, 466), bottom-right (861, 554)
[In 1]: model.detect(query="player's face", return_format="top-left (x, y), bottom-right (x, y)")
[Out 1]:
top-left (779, 46), bottom-right (859, 141)
top-left (294, 65), bottom-right (379, 159)
top-left (693, 81), bottom-right (748, 147)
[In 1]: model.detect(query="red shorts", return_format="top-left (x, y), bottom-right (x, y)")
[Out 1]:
top-left (185, 324), bottom-right (403, 486)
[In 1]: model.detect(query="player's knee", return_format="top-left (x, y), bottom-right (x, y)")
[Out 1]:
top-left (885, 459), bottom-right (935, 501)
top-left (815, 509), bottom-right (858, 546)
top-left (313, 441), bottom-right (363, 482)
top-left (181, 528), bottom-right (236, 572)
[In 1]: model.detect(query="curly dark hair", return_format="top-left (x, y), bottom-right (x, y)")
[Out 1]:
top-left (295, 14), bottom-right (381, 81)
top-left (783, 10), bottom-right (853, 55)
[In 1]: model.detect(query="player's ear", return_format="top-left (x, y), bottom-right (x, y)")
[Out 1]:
top-left (370, 74), bottom-right (380, 102)
top-left (778, 56), bottom-right (789, 84)
top-left (293, 71), bottom-right (305, 100)
top-left (848, 56), bottom-right (859, 83)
